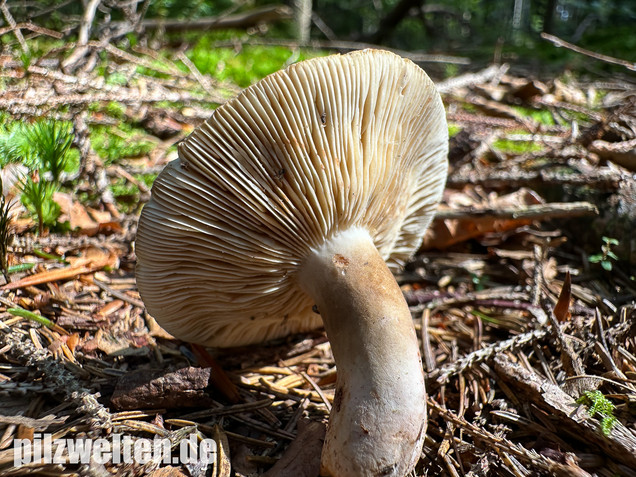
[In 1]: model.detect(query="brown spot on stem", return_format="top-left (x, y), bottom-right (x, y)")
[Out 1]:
top-left (333, 254), bottom-right (349, 268)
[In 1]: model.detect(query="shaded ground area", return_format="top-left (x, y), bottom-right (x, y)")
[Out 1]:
top-left (1, 41), bottom-right (636, 477)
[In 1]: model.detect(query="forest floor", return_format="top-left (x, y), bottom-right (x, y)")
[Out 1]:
top-left (0, 37), bottom-right (635, 477)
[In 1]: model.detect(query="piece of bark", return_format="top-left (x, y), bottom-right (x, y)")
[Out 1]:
top-left (494, 354), bottom-right (636, 470)
top-left (111, 367), bottom-right (216, 410)
top-left (262, 418), bottom-right (326, 477)
top-left (589, 138), bottom-right (636, 172)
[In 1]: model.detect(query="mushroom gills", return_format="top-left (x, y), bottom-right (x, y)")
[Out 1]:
top-left (298, 226), bottom-right (426, 477)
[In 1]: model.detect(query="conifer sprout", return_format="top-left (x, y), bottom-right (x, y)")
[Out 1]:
top-left (136, 49), bottom-right (448, 476)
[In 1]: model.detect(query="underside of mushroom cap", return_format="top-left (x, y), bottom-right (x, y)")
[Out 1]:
top-left (135, 49), bottom-right (448, 347)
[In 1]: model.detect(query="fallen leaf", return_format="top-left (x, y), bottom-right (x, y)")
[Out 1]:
top-left (553, 271), bottom-right (572, 322)
top-left (65, 332), bottom-right (80, 353)
top-left (421, 188), bottom-right (543, 250)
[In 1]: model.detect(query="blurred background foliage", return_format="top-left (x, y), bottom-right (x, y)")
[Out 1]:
top-left (5, 0), bottom-right (633, 79)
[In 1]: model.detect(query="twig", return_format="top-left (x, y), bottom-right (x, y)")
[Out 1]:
top-left (62, 0), bottom-right (102, 72)
top-left (300, 371), bottom-right (332, 411)
top-left (175, 50), bottom-right (215, 96)
top-left (589, 138), bottom-right (636, 172)
top-left (541, 32), bottom-right (636, 72)
top-left (0, 89), bottom-right (220, 110)
top-left (434, 201), bottom-right (598, 221)
top-left (447, 167), bottom-right (623, 191)
top-left (92, 278), bottom-right (145, 308)
top-left (436, 64), bottom-right (508, 93)
top-left (179, 399), bottom-right (273, 420)
top-left (427, 397), bottom-right (573, 474)
top-left (0, 22), bottom-right (63, 39)
top-left (131, 5), bottom-right (294, 32)
top-left (0, 0), bottom-right (28, 54)
top-left (430, 328), bottom-right (548, 384)
top-left (494, 353), bottom-right (636, 469)
top-left (421, 308), bottom-right (436, 372)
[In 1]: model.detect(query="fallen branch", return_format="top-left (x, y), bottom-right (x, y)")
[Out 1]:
top-left (437, 64), bottom-right (508, 93)
top-left (0, 89), bottom-right (225, 111)
top-left (494, 353), bottom-right (636, 470)
top-left (0, 21), bottom-right (64, 39)
top-left (430, 328), bottom-right (548, 384)
top-left (427, 397), bottom-right (589, 475)
top-left (447, 167), bottom-right (623, 191)
top-left (541, 32), bottom-right (636, 72)
top-left (434, 201), bottom-right (598, 221)
top-left (0, 0), bottom-right (28, 53)
top-left (134, 5), bottom-right (293, 32)
top-left (62, 0), bottom-right (102, 72)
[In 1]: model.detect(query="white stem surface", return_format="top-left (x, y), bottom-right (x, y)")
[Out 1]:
top-left (298, 227), bottom-right (427, 476)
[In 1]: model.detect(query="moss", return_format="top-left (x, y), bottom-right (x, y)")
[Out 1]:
top-left (89, 124), bottom-right (154, 165)
top-left (448, 123), bottom-right (462, 138)
top-left (492, 138), bottom-right (543, 154)
top-left (512, 106), bottom-right (556, 126)
top-left (186, 33), bottom-right (327, 87)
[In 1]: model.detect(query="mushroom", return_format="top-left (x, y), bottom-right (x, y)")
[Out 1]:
top-left (135, 49), bottom-right (448, 476)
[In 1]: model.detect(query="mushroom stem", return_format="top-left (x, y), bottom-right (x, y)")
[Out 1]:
top-left (298, 227), bottom-right (426, 477)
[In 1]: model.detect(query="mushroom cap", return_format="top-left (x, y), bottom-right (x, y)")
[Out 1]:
top-left (135, 49), bottom-right (448, 347)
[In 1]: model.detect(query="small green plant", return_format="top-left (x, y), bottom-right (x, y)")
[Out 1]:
top-left (589, 237), bottom-right (619, 271)
top-left (576, 390), bottom-right (617, 436)
top-left (0, 119), bottom-right (77, 234)
top-left (19, 172), bottom-right (61, 235)
top-left (24, 120), bottom-right (74, 182)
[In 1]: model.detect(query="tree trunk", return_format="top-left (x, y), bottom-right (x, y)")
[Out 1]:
top-left (365, 0), bottom-right (424, 44)
top-left (294, 0), bottom-right (312, 44)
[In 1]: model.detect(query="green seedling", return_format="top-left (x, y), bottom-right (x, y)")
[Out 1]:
top-left (511, 106), bottom-right (556, 126)
top-left (576, 390), bottom-right (617, 436)
top-left (24, 120), bottom-right (74, 182)
top-left (19, 173), bottom-right (60, 235)
top-left (589, 236), bottom-right (619, 271)
top-left (19, 51), bottom-right (33, 71)
top-left (1, 119), bottom-right (77, 234)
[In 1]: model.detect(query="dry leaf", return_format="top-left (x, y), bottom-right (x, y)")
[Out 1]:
top-left (65, 332), bottom-right (80, 353)
top-left (422, 188), bottom-right (543, 250)
top-left (553, 271), bottom-right (572, 322)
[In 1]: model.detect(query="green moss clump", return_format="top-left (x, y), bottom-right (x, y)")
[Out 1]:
top-left (492, 138), bottom-right (543, 154)
top-left (90, 124), bottom-right (154, 165)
